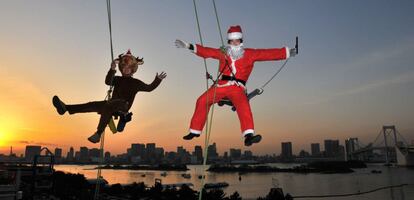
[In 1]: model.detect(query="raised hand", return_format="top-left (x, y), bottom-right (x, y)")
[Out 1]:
top-left (156, 71), bottom-right (167, 80)
top-left (289, 48), bottom-right (297, 57)
top-left (111, 59), bottom-right (119, 70)
top-left (175, 39), bottom-right (190, 49)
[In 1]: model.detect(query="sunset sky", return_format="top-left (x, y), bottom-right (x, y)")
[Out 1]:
top-left (0, 0), bottom-right (413, 156)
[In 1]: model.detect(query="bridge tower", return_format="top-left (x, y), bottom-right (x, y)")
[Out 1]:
top-left (382, 125), bottom-right (397, 165)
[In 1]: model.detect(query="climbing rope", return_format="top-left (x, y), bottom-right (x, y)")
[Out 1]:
top-left (260, 59), bottom-right (290, 90)
top-left (191, 0), bottom-right (227, 199)
top-left (191, 1), bottom-right (212, 199)
top-left (94, 1), bottom-right (115, 199)
top-left (212, 0), bottom-right (225, 46)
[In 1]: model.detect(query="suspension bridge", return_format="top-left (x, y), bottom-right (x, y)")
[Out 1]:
top-left (346, 125), bottom-right (414, 166)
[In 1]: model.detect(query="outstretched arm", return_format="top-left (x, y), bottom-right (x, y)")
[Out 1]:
top-left (251, 47), bottom-right (293, 62)
top-left (175, 39), bottom-right (222, 59)
top-left (137, 72), bottom-right (167, 92)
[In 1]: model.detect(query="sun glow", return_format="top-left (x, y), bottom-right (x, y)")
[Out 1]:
top-left (0, 115), bottom-right (19, 147)
top-left (0, 130), bottom-right (10, 146)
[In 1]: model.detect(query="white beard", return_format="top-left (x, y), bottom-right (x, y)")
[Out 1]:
top-left (226, 43), bottom-right (245, 60)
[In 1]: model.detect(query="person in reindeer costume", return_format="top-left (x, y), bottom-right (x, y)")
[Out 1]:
top-left (52, 50), bottom-right (167, 143)
top-left (175, 25), bottom-right (297, 146)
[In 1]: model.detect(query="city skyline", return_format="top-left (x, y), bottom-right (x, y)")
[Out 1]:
top-left (3, 137), bottom-right (381, 158)
top-left (0, 1), bottom-right (413, 156)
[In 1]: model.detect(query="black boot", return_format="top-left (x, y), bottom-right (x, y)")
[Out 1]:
top-left (117, 112), bottom-right (133, 132)
top-left (88, 131), bottom-right (102, 144)
top-left (52, 96), bottom-right (67, 115)
top-left (183, 133), bottom-right (200, 140)
top-left (244, 133), bottom-right (262, 146)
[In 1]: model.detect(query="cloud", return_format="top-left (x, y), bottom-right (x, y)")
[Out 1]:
top-left (0, 76), bottom-right (50, 109)
top-left (304, 70), bottom-right (414, 105)
top-left (17, 140), bottom-right (58, 147)
top-left (303, 37), bottom-right (414, 105)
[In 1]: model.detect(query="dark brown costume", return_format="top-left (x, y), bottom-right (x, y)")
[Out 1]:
top-left (66, 69), bottom-right (162, 133)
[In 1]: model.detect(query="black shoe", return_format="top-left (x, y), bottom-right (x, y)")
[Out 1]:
top-left (88, 132), bottom-right (102, 144)
top-left (52, 96), bottom-right (67, 115)
top-left (183, 133), bottom-right (200, 140)
top-left (117, 112), bottom-right (133, 132)
top-left (244, 133), bottom-right (262, 146)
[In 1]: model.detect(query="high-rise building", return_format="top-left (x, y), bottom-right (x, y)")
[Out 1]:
top-left (67, 147), bottom-right (74, 161)
top-left (299, 150), bottom-right (310, 157)
top-left (223, 152), bottom-right (228, 159)
top-left (207, 143), bottom-right (218, 160)
top-left (10, 146), bottom-right (13, 156)
top-left (244, 150), bottom-right (253, 159)
top-left (155, 147), bottom-right (164, 160)
top-left (311, 143), bottom-right (320, 156)
top-left (177, 146), bottom-right (186, 156)
top-left (281, 142), bottom-right (293, 158)
top-left (74, 151), bottom-right (80, 161)
top-left (89, 148), bottom-right (101, 158)
top-left (80, 147), bottom-right (89, 162)
top-left (194, 146), bottom-right (203, 162)
top-left (104, 151), bottom-right (111, 161)
top-left (146, 143), bottom-right (156, 157)
top-left (25, 145), bottom-right (41, 162)
top-left (54, 148), bottom-right (62, 159)
top-left (324, 140), bottom-right (340, 157)
top-left (230, 148), bottom-right (242, 159)
top-left (130, 143), bottom-right (145, 158)
top-left (176, 146), bottom-right (190, 164)
top-left (145, 143), bottom-right (157, 163)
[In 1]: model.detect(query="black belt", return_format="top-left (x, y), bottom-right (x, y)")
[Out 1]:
top-left (220, 75), bottom-right (246, 86)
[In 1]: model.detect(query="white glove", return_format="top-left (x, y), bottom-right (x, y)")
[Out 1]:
top-left (175, 39), bottom-right (190, 49)
top-left (289, 48), bottom-right (297, 57)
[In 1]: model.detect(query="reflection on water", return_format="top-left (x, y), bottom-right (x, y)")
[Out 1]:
top-left (54, 164), bottom-right (414, 199)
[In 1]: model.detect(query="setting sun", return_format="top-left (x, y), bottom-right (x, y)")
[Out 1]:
top-left (0, 115), bottom-right (19, 146)
top-left (0, 131), bottom-right (10, 146)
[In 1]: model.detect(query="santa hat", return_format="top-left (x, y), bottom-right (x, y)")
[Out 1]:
top-left (227, 25), bottom-right (243, 40)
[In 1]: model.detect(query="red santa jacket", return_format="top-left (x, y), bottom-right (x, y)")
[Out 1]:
top-left (194, 44), bottom-right (289, 86)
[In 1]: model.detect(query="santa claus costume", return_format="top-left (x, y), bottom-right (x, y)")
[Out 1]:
top-left (176, 25), bottom-right (296, 146)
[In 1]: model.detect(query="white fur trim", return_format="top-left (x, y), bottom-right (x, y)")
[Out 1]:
top-left (189, 129), bottom-right (201, 135)
top-left (228, 32), bottom-right (242, 40)
top-left (192, 44), bottom-right (197, 54)
top-left (285, 46), bottom-right (290, 59)
top-left (242, 129), bottom-right (255, 137)
top-left (230, 59), bottom-right (237, 75)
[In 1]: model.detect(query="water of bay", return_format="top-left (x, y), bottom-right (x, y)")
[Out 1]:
top-left (55, 163), bottom-right (414, 199)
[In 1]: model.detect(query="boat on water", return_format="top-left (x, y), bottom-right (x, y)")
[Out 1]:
top-left (155, 178), bottom-right (193, 189)
top-left (204, 182), bottom-right (229, 189)
top-left (181, 173), bottom-right (191, 179)
top-left (160, 172), bottom-right (167, 177)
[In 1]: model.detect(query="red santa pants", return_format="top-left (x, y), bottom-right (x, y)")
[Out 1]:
top-left (189, 85), bottom-right (254, 136)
